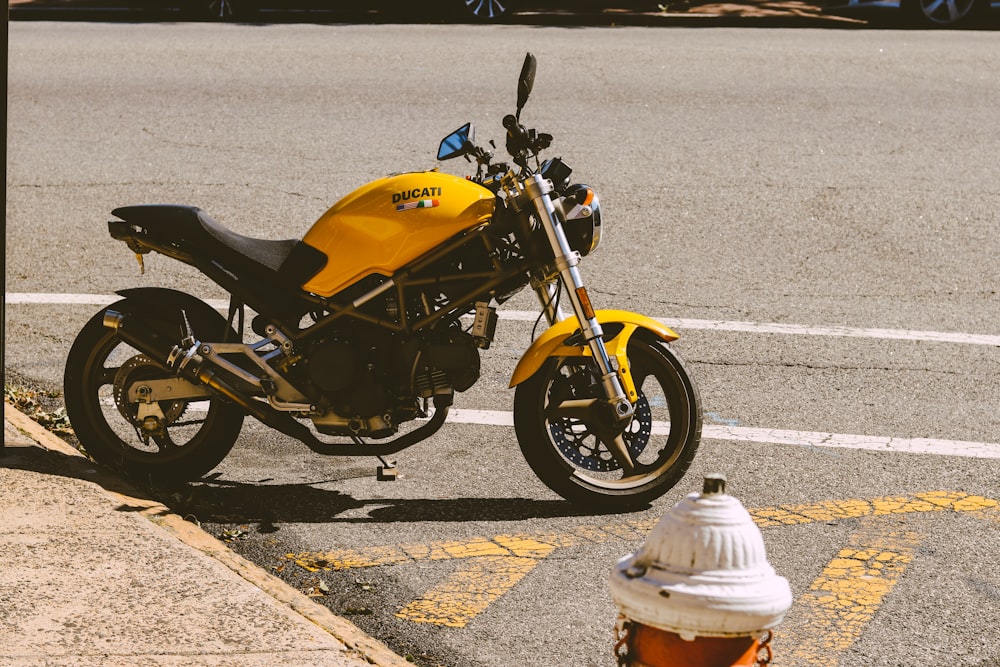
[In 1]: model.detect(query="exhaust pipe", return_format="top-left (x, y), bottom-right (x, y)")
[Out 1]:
top-left (104, 309), bottom-right (179, 363)
top-left (103, 308), bottom-right (454, 457)
top-left (102, 309), bottom-right (322, 445)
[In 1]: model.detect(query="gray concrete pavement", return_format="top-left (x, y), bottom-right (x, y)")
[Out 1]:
top-left (1, 404), bottom-right (410, 667)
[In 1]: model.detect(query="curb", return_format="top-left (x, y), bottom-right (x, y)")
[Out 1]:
top-left (3, 402), bottom-right (412, 667)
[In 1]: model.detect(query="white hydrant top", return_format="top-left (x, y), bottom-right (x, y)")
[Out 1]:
top-left (609, 474), bottom-right (792, 641)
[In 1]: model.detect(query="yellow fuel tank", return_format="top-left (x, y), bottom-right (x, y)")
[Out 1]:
top-left (301, 172), bottom-right (495, 298)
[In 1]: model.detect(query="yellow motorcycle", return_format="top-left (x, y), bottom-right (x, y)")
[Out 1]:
top-left (64, 54), bottom-right (701, 511)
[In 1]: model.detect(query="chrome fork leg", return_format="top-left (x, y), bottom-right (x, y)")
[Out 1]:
top-left (526, 174), bottom-right (633, 423)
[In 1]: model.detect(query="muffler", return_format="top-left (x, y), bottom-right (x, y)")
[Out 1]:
top-left (102, 309), bottom-right (322, 445)
top-left (103, 308), bottom-right (454, 457)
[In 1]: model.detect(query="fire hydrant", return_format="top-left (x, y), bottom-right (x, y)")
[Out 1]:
top-left (609, 474), bottom-right (792, 666)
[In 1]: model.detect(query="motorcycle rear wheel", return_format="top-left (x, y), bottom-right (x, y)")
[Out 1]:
top-left (64, 299), bottom-right (245, 484)
top-left (514, 335), bottom-right (701, 512)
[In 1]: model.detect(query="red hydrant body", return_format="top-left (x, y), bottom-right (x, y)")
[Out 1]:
top-left (609, 475), bottom-right (792, 666)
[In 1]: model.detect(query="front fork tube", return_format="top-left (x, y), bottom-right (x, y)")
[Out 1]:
top-left (535, 281), bottom-right (566, 324)
top-left (526, 174), bottom-right (634, 424)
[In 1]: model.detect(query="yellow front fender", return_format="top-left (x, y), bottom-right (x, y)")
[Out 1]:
top-left (509, 309), bottom-right (679, 401)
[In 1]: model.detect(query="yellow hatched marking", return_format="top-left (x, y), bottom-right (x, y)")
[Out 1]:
top-left (438, 538), bottom-right (510, 559)
top-left (775, 520), bottom-right (922, 667)
top-left (286, 538), bottom-right (508, 572)
top-left (395, 556), bottom-right (542, 628)
top-left (749, 492), bottom-right (996, 528)
top-left (493, 535), bottom-right (559, 558)
top-left (287, 493), bottom-right (995, 572)
top-left (287, 544), bottom-right (411, 572)
top-left (284, 492), bottom-right (997, 630)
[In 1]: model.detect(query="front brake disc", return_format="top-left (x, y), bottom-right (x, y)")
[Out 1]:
top-left (548, 393), bottom-right (652, 472)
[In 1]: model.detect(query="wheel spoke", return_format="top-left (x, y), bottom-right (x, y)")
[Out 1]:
top-left (466, 0), bottom-right (506, 19)
top-left (546, 398), bottom-right (598, 421)
top-left (921, 0), bottom-right (974, 21)
top-left (208, 0), bottom-right (232, 18)
top-left (602, 434), bottom-right (636, 475)
top-left (924, 0), bottom-right (946, 13)
top-left (152, 429), bottom-right (181, 452)
top-left (97, 367), bottom-right (120, 386)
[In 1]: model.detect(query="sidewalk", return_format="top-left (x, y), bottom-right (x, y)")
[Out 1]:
top-left (1, 403), bottom-right (410, 667)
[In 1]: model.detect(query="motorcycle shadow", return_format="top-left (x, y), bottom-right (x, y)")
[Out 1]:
top-left (1, 444), bottom-right (630, 527)
top-left (169, 477), bottom-right (617, 526)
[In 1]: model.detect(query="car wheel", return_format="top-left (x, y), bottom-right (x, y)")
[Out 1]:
top-left (461, 0), bottom-right (510, 20)
top-left (901, 0), bottom-right (987, 26)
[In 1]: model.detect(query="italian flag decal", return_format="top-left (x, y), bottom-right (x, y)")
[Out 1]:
top-left (396, 199), bottom-right (440, 212)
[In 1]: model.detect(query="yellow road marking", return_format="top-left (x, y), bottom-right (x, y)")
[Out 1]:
top-left (749, 491), bottom-right (996, 527)
top-left (394, 539), bottom-right (560, 628)
top-left (287, 492), bottom-right (994, 572)
top-left (396, 555), bottom-right (546, 628)
top-left (774, 520), bottom-right (922, 667)
top-left (284, 492), bottom-right (997, 632)
top-left (286, 523), bottom-right (649, 572)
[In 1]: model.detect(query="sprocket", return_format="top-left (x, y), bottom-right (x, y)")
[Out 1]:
top-left (113, 355), bottom-right (188, 427)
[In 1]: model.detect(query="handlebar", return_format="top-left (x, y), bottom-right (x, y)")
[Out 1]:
top-left (503, 114), bottom-right (530, 156)
top-left (502, 114), bottom-right (551, 170)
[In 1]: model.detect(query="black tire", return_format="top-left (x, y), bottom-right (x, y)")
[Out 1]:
top-left (64, 298), bottom-right (245, 483)
top-left (514, 334), bottom-right (701, 512)
top-left (901, 0), bottom-right (988, 26)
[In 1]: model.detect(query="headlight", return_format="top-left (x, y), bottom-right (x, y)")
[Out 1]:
top-left (561, 184), bottom-right (602, 257)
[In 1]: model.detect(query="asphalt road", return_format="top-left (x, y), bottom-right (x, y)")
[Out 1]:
top-left (6, 21), bottom-right (1000, 667)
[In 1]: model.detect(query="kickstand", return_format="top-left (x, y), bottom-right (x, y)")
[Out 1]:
top-left (376, 456), bottom-right (398, 481)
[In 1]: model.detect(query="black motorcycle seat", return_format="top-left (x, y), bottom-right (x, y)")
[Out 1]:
top-left (112, 204), bottom-right (299, 273)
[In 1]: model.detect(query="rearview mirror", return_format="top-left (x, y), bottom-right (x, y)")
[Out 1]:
top-left (437, 122), bottom-right (475, 161)
top-left (516, 52), bottom-right (536, 118)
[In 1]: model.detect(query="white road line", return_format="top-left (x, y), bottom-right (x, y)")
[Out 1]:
top-left (16, 292), bottom-right (994, 460)
top-left (4, 292), bottom-right (231, 310)
top-left (495, 310), bottom-right (1000, 347)
top-left (446, 409), bottom-right (1000, 459)
top-left (6, 292), bottom-right (119, 305)
top-left (6, 293), bottom-right (999, 347)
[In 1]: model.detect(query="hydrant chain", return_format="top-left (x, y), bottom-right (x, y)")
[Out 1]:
top-left (754, 630), bottom-right (773, 667)
top-left (613, 615), bottom-right (633, 667)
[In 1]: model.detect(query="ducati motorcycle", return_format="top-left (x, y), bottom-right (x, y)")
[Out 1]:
top-left (64, 54), bottom-right (702, 511)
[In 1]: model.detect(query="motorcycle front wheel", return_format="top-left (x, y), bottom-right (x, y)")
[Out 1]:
top-left (514, 334), bottom-right (701, 512)
top-left (64, 299), bottom-right (245, 483)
